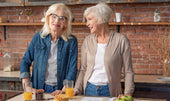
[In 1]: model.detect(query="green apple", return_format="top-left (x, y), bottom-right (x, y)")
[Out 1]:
top-left (121, 95), bottom-right (133, 101)
top-left (115, 98), bottom-right (127, 101)
top-left (115, 98), bottom-right (123, 101)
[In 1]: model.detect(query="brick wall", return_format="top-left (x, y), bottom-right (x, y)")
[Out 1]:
top-left (0, 2), bottom-right (169, 75)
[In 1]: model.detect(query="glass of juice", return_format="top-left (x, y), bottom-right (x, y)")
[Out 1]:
top-left (23, 82), bottom-right (32, 101)
top-left (63, 80), bottom-right (74, 98)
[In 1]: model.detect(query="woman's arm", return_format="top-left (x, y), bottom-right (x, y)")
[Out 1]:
top-left (22, 78), bottom-right (37, 93)
top-left (20, 33), bottom-right (38, 79)
top-left (121, 36), bottom-right (135, 95)
top-left (65, 36), bottom-right (78, 82)
top-left (74, 38), bottom-right (88, 95)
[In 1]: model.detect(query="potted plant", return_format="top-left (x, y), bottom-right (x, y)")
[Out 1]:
top-left (25, 8), bottom-right (32, 22)
top-left (154, 9), bottom-right (161, 22)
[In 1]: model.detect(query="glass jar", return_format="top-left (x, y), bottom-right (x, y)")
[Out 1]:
top-left (3, 53), bottom-right (14, 72)
top-left (154, 9), bottom-right (160, 22)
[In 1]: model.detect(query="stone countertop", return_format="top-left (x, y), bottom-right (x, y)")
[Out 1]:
top-left (7, 93), bottom-right (167, 101)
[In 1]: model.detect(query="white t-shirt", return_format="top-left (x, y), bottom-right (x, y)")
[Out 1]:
top-left (45, 40), bottom-right (58, 86)
top-left (88, 43), bottom-right (109, 85)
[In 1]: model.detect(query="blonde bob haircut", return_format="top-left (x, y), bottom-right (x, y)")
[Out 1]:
top-left (84, 3), bottom-right (112, 24)
top-left (41, 3), bottom-right (72, 41)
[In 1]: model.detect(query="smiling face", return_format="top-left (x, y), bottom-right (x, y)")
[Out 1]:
top-left (49, 9), bottom-right (67, 33)
top-left (86, 13), bottom-right (101, 34)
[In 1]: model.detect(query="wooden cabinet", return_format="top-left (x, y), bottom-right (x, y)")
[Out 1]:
top-left (0, 90), bottom-right (22, 100)
top-left (0, 0), bottom-right (169, 6)
top-left (133, 83), bottom-right (170, 101)
top-left (122, 75), bottom-right (170, 101)
top-left (0, 0), bottom-right (24, 6)
top-left (24, 0), bottom-right (68, 6)
top-left (0, 71), bottom-right (22, 91)
top-left (0, 71), bottom-right (22, 100)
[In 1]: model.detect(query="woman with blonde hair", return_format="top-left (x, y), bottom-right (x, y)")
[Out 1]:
top-left (74, 3), bottom-right (134, 97)
top-left (20, 3), bottom-right (78, 96)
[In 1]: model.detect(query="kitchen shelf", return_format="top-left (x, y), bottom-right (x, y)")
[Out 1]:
top-left (0, 22), bottom-right (169, 26)
top-left (72, 22), bottom-right (170, 26)
top-left (0, 22), bottom-right (169, 40)
top-left (109, 22), bottom-right (170, 26)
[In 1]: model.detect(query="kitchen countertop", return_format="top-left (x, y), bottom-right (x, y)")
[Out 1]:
top-left (0, 70), bottom-right (20, 81)
top-left (7, 93), bottom-right (166, 101)
top-left (134, 75), bottom-right (170, 84)
top-left (0, 70), bottom-right (170, 83)
top-left (0, 71), bottom-right (20, 78)
top-left (1, 71), bottom-right (169, 100)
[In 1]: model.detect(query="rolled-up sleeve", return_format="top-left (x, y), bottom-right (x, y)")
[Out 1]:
top-left (20, 72), bottom-right (30, 79)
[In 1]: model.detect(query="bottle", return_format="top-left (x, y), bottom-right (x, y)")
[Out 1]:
top-left (154, 9), bottom-right (160, 22)
top-left (0, 93), bottom-right (2, 101)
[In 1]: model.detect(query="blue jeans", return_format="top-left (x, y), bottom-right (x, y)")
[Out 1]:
top-left (44, 84), bottom-right (58, 93)
top-left (85, 82), bottom-right (110, 96)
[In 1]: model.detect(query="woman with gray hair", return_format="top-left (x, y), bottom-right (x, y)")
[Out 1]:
top-left (20, 3), bottom-right (78, 96)
top-left (74, 3), bottom-right (134, 97)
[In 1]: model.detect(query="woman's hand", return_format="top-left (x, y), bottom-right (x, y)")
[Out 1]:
top-left (31, 88), bottom-right (37, 94)
top-left (51, 90), bottom-right (65, 96)
top-left (30, 88), bottom-right (44, 94)
top-left (117, 94), bottom-right (124, 98)
top-left (73, 90), bottom-right (78, 96)
top-left (117, 93), bottom-right (132, 98)
top-left (125, 93), bottom-right (132, 96)
top-left (34, 89), bottom-right (44, 94)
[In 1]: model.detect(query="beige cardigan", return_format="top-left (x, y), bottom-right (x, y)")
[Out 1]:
top-left (74, 31), bottom-right (135, 97)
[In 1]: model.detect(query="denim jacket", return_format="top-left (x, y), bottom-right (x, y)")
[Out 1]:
top-left (20, 31), bottom-right (78, 90)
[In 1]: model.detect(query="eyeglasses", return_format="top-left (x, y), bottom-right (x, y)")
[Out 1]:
top-left (50, 13), bottom-right (67, 22)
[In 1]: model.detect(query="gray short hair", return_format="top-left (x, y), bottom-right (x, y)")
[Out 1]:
top-left (84, 3), bottom-right (112, 24)
top-left (41, 3), bottom-right (72, 41)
